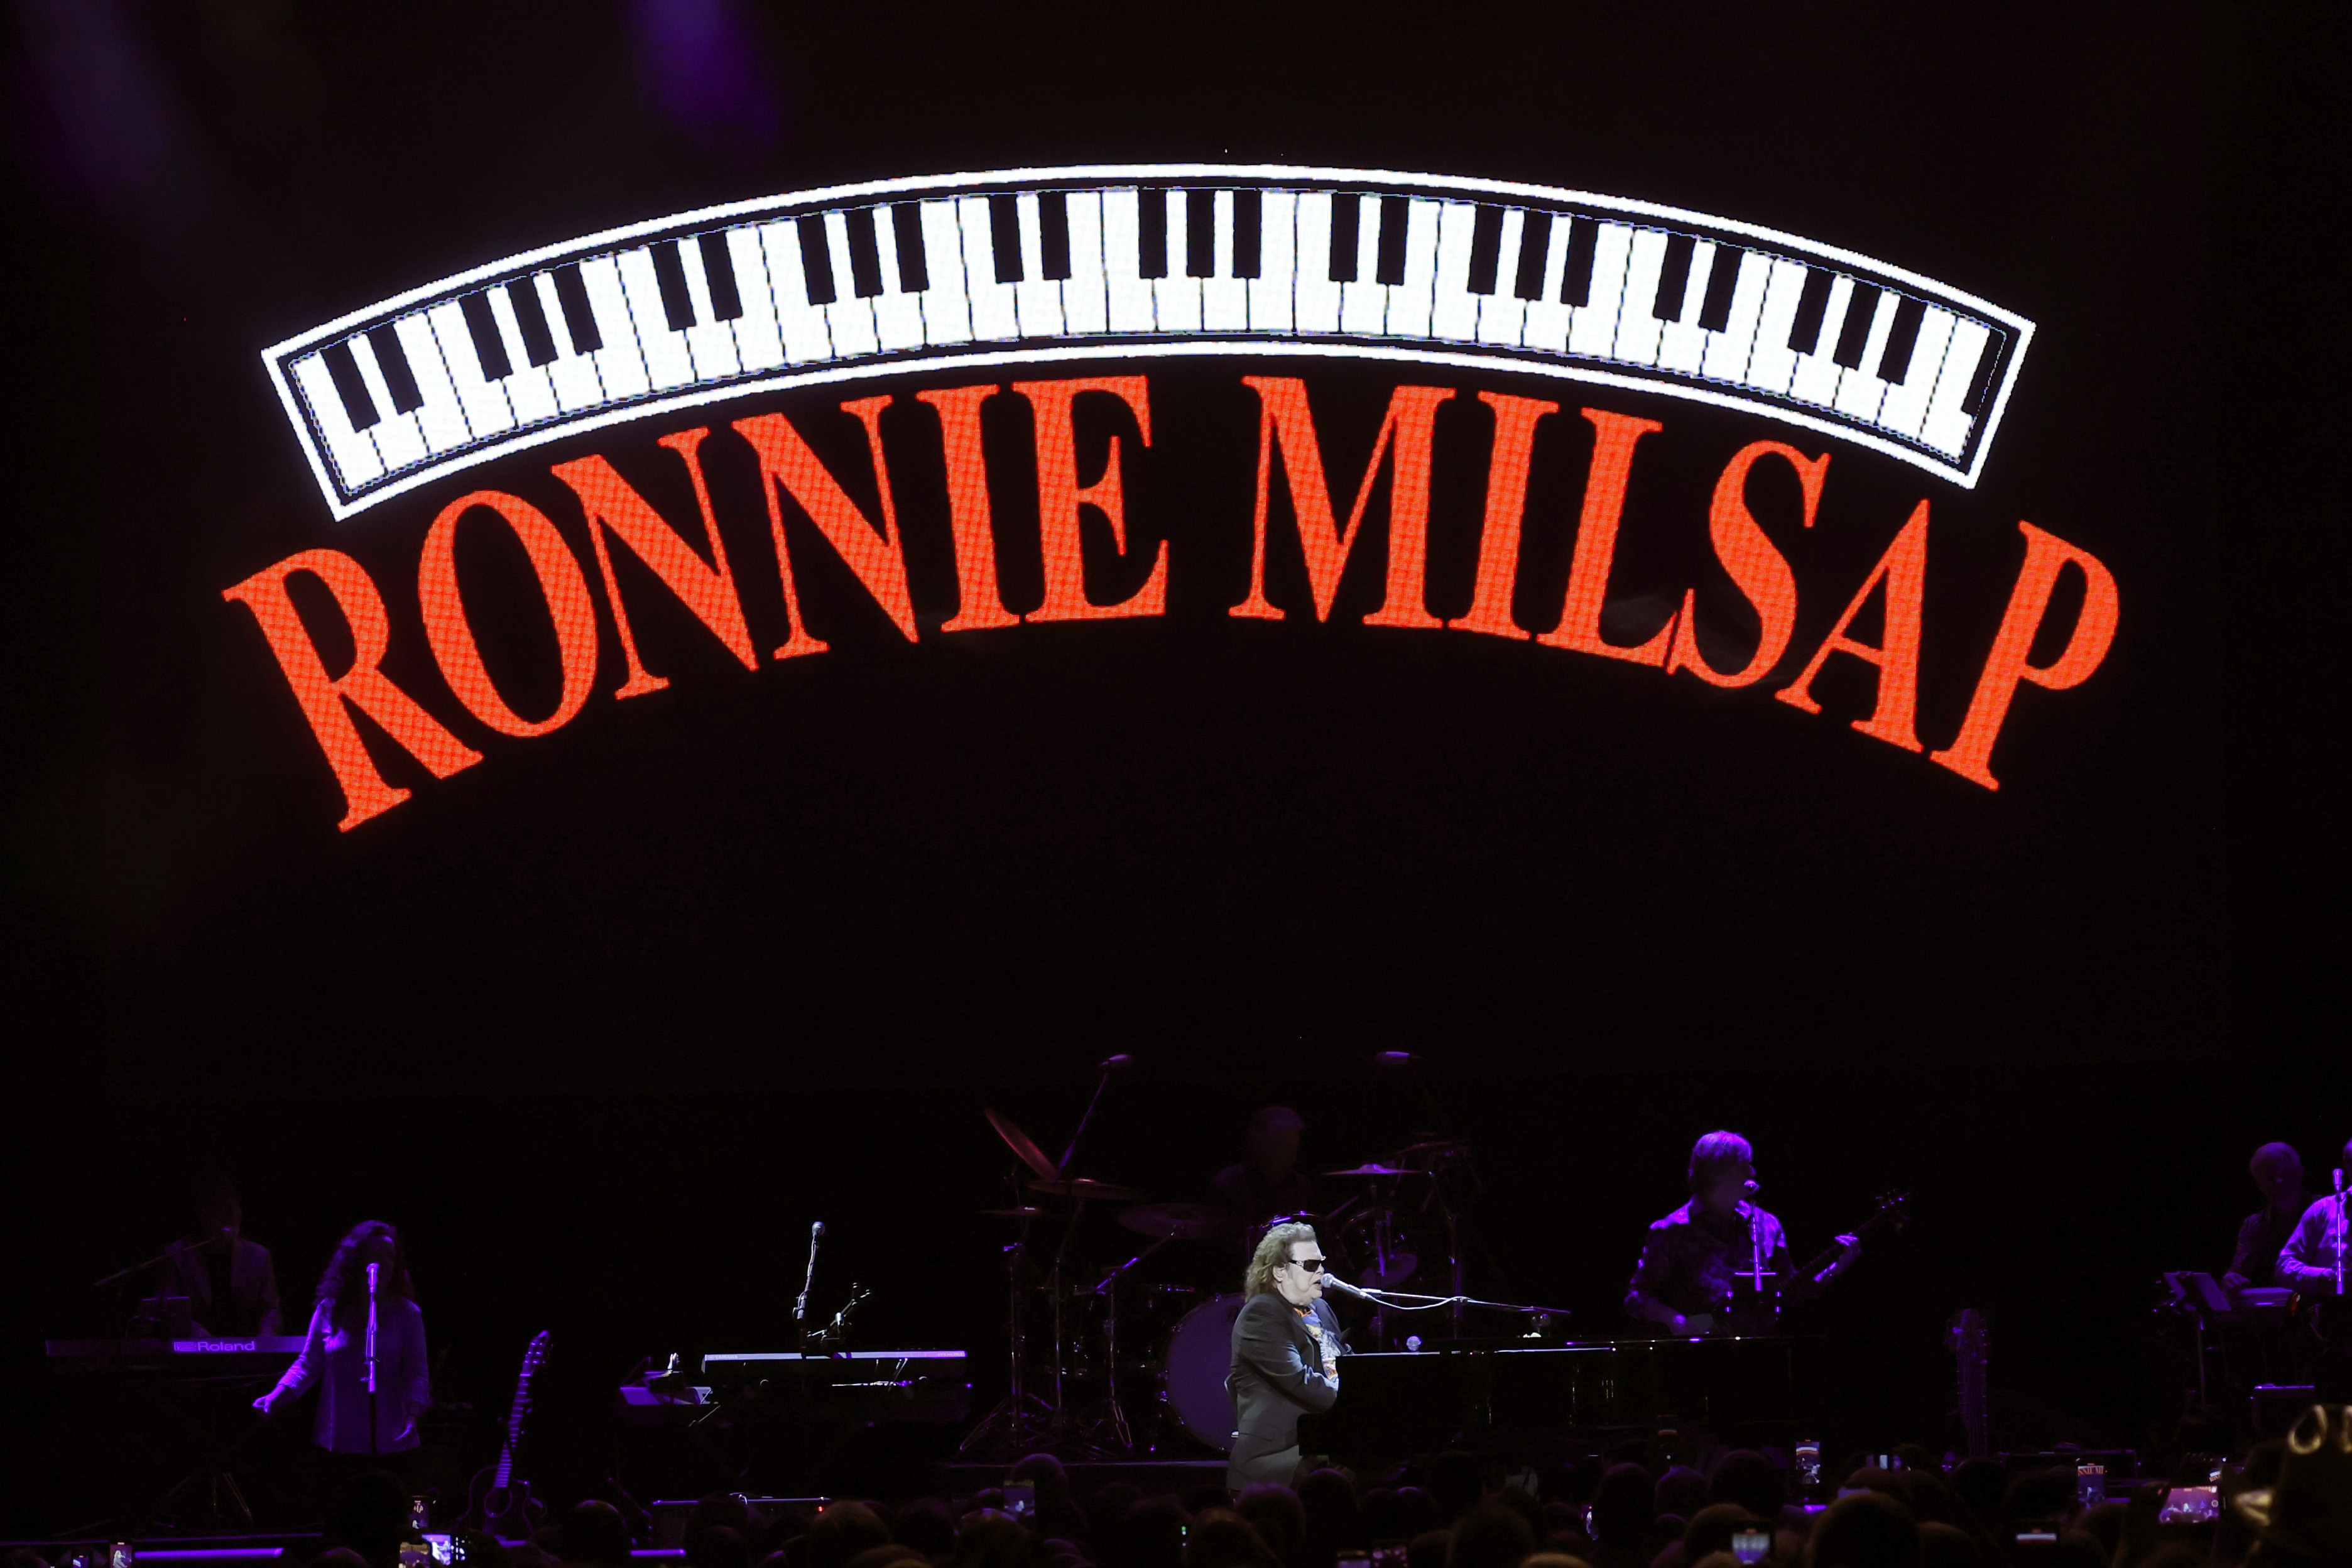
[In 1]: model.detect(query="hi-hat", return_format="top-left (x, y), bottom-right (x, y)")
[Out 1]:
top-left (1326, 1163), bottom-right (1418, 1178)
top-left (1119, 1202), bottom-right (1242, 1241)
top-left (1028, 1177), bottom-right (1142, 1201)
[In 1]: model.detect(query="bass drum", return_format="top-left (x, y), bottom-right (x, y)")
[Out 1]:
top-left (1159, 1292), bottom-right (1248, 1453)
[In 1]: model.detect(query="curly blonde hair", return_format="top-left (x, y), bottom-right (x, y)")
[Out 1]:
top-left (1245, 1221), bottom-right (1319, 1297)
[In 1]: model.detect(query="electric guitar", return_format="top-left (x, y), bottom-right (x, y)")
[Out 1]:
top-left (464, 1331), bottom-right (550, 1542)
top-left (1718, 1190), bottom-right (1910, 1334)
top-left (1799, 1189), bottom-right (1913, 1285)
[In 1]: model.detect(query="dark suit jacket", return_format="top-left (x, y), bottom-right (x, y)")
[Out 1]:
top-left (1226, 1292), bottom-right (1342, 1489)
top-left (161, 1236), bottom-right (285, 1336)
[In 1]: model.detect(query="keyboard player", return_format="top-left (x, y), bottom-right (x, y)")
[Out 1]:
top-left (160, 1172), bottom-right (285, 1337)
top-left (1625, 1131), bottom-right (1857, 1337)
top-left (1227, 1221), bottom-right (1344, 1494)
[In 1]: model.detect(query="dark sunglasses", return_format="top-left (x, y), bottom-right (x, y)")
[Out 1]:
top-left (1288, 1258), bottom-right (1327, 1273)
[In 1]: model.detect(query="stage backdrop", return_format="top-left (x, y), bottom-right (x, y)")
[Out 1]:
top-left (30, 0), bottom-right (2224, 1090)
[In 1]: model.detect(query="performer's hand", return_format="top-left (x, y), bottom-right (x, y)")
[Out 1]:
top-left (1677, 1313), bottom-right (1714, 1336)
top-left (2221, 1271), bottom-right (2248, 1292)
top-left (251, 1391), bottom-right (278, 1416)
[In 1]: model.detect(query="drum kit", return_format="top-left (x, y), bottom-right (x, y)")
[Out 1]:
top-left (958, 1085), bottom-right (1483, 1461)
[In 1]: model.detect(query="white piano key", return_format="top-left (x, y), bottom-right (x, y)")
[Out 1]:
top-left (1743, 258), bottom-right (1808, 396)
top-left (961, 197), bottom-right (1021, 342)
top-left (1341, 198), bottom-right (1385, 335)
top-left (1874, 307), bottom-right (1956, 440)
top-left (869, 210), bottom-right (926, 352)
top-left (290, 352), bottom-right (386, 488)
top-left (1013, 193), bottom-right (1065, 339)
top-left (1832, 288), bottom-right (1901, 421)
top-left (1388, 199), bottom-right (1439, 340)
top-left (534, 272), bottom-right (610, 410)
top-left (346, 332), bottom-right (428, 471)
top-left (579, 256), bottom-right (651, 399)
top-left (756, 220), bottom-right (833, 364)
top-left (1613, 229), bottom-right (1669, 367)
top-left (678, 239), bottom-right (745, 378)
top-left (1788, 275), bottom-right (1855, 406)
top-left (1567, 222), bottom-right (1632, 359)
top-left (1154, 189), bottom-right (1202, 332)
top-left (484, 287), bottom-right (560, 426)
top-left (1522, 216), bottom-right (1572, 354)
top-left (415, 305), bottom-right (504, 448)
top-left (1479, 209), bottom-right (1532, 347)
top-left (724, 229), bottom-right (787, 372)
top-left (1293, 192), bottom-right (1341, 334)
top-left (616, 248), bottom-right (699, 391)
top-left (1102, 188), bottom-right (1155, 333)
top-left (1429, 200), bottom-right (1481, 343)
top-left (1061, 190), bottom-right (1109, 335)
top-left (1699, 250), bottom-right (1770, 384)
top-left (1919, 318), bottom-right (1991, 457)
top-left (915, 199), bottom-right (974, 346)
top-left (1654, 241), bottom-right (1713, 374)
top-left (821, 212), bottom-right (880, 359)
top-left (1202, 189), bottom-right (1249, 331)
top-left (1250, 188), bottom-right (1296, 334)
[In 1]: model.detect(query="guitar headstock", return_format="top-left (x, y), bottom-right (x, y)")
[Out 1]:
top-left (513, 1331), bottom-right (552, 1414)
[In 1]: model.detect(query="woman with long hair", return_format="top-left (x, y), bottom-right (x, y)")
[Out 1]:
top-left (254, 1221), bottom-right (430, 1456)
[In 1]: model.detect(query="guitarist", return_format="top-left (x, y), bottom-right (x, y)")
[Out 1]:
top-left (1625, 1131), bottom-right (1861, 1337)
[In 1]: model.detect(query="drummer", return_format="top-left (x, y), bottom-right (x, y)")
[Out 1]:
top-left (1212, 1107), bottom-right (1319, 1228)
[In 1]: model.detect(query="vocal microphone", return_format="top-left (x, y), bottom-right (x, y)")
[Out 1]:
top-left (797, 1222), bottom-right (824, 1325)
top-left (1319, 1274), bottom-right (1376, 1300)
top-left (366, 1261), bottom-right (381, 1296)
top-left (1101, 1054), bottom-right (1134, 1070)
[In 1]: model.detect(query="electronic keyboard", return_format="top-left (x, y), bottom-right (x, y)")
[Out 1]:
top-left (264, 165), bottom-right (2033, 520)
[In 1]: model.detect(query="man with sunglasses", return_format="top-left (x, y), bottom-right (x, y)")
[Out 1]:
top-left (1227, 1221), bottom-right (1345, 1493)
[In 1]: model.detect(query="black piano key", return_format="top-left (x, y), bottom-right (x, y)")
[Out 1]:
top-left (1375, 195), bottom-right (1409, 286)
top-left (1185, 188), bottom-right (1215, 278)
top-left (1788, 267), bottom-right (1834, 354)
top-left (1961, 330), bottom-right (2003, 415)
top-left (364, 324), bottom-right (422, 413)
top-left (1466, 205), bottom-right (1505, 297)
top-left (1831, 283), bottom-right (1880, 369)
top-left (798, 215), bottom-right (838, 305)
top-left (1561, 216), bottom-right (1598, 307)
top-left (1039, 192), bottom-right (1071, 281)
top-left (1328, 193), bottom-right (1360, 283)
top-left (1876, 295), bottom-right (1926, 383)
top-left (844, 209), bottom-right (885, 299)
top-left (458, 291), bottom-right (512, 380)
top-left (988, 194), bottom-right (1022, 285)
top-left (321, 340), bottom-right (379, 430)
top-left (891, 204), bottom-right (929, 293)
top-left (1652, 233), bottom-right (1696, 322)
top-left (1697, 247), bottom-right (1743, 332)
top-left (1512, 212), bottom-right (1551, 301)
top-left (1234, 188), bottom-right (1262, 279)
top-left (506, 280), bottom-right (559, 366)
top-left (651, 241), bottom-right (697, 330)
top-left (1138, 188), bottom-right (1168, 279)
top-left (699, 232), bottom-right (744, 321)
top-left (552, 264), bottom-right (602, 353)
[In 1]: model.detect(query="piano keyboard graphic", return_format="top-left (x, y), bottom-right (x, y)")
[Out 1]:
top-left (265, 165), bottom-right (2033, 520)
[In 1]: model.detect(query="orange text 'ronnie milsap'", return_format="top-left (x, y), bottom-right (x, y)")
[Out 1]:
top-left (224, 374), bottom-right (2118, 831)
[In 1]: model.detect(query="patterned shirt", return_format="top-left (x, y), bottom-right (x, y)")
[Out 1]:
top-left (1625, 1199), bottom-right (1797, 1324)
top-left (2278, 1194), bottom-right (2350, 1297)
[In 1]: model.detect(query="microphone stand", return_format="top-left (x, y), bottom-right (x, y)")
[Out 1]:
top-left (366, 1263), bottom-right (381, 1458)
top-left (2335, 1169), bottom-right (2346, 1300)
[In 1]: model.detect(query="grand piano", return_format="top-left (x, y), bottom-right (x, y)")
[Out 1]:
top-left (1296, 1337), bottom-right (1822, 1467)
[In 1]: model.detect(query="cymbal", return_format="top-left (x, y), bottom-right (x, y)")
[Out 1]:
top-left (1028, 1177), bottom-right (1142, 1201)
top-left (1119, 1202), bottom-right (1243, 1241)
top-left (979, 1207), bottom-right (1056, 1220)
top-left (986, 1108), bottom-right (1065, 1184)
top-left (1326, 1163), bottom-right (1419, 1178)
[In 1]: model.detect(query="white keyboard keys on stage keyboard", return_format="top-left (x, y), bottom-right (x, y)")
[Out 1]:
top-left (1062, 190), bottom-right (1109, 334)
top-left (414, 305), bottom-right (501, 447)
top-left (291, 351), bottom-right (386, 488)
top-left (1251, 188), bottom-right (1296, 333)
top-left (1430, 201), bottom-right (1480, 343)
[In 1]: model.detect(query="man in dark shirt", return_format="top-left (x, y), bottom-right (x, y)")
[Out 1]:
top-left (160, 1173), bottom-right (284, 1337)
top-left (1211, 1106), bottom-right (1317, 1228)
top-left (1625, 1131), bottom-right (1856, 1336)
top-left (2224, 1141), bottom-right (2307, 1292)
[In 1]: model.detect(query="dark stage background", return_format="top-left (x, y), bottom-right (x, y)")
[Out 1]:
top-left (5, 0), bottom-right (2348, 1537)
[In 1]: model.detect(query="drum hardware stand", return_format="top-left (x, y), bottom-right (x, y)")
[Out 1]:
top-left (1084, 1238), bottom-right (1170, 1454)
top-left (959, 1196), bottom-right (1055, 1457)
